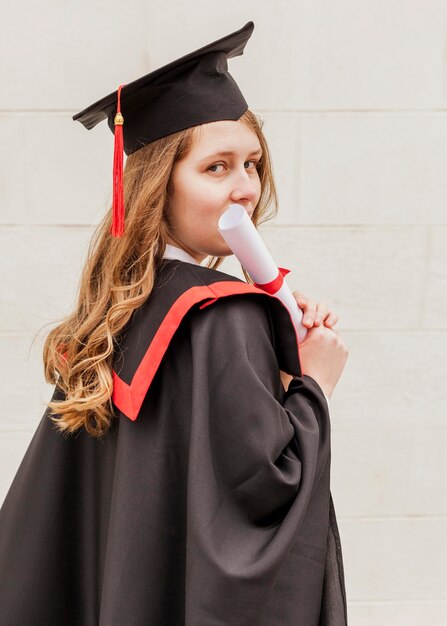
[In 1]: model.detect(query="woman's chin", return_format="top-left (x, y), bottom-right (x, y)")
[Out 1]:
top-left (200, 244), bottom-right (231, 259)
top-left (216, 239), bottom-right (234, 257)
top-left (218, 247), bottom-right (234, 258)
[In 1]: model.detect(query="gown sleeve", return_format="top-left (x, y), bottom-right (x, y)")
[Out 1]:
top-left (183, 294), bottom-right (332, 625)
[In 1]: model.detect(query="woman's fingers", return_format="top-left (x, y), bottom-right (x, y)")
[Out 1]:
top-left (314, 302), bottom-right (330, 326)
top-left (324, 311), bottom-right (339, 327)
top-left (293, 290), bottom-right (338, 328)
top-left (293, 291), bottom-right (323, 328)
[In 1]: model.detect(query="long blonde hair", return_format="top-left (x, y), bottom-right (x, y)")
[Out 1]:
top-left (43, 109), bottom-right (278, 437)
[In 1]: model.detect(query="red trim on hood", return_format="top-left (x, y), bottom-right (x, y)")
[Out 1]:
top-left (112, 281), bottom-right (299, 421)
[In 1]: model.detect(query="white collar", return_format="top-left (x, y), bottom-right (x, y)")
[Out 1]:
top-left (163, 243), bottom-right (201, 266)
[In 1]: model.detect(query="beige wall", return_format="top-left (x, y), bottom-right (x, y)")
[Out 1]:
top-left (1, 1), bottom-right (446, 623)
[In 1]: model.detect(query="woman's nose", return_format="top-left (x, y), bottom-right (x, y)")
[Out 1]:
top-left (230, 169), bottom-right (259, 204)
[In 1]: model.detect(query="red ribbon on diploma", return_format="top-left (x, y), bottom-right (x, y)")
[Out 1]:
top-left (253, 266), bottom-right (291, 294)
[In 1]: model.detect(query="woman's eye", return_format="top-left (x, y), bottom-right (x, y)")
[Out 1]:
top-left (208, 163), bottom-right (225, 173)
top-left (207, 160), bottom-right (260, 174)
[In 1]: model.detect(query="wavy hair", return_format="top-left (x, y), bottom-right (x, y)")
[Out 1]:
top-left (43, 109), bottom-right (279, 438)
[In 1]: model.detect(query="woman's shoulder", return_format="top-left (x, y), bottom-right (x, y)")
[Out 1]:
top-left (112, 260), bottom-right (276, 421)
top-left (156, 259), bottom-right (273, 331)
top-left (156, 258), bottom-right (245, 290)
top-left (154, 259), bottom-right (301, 375)
top-left (112, 260), bottom-right (301, 420)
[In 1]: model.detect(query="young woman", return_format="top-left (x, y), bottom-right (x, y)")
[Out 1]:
top-left (0, 22), bottom-right (349, 626)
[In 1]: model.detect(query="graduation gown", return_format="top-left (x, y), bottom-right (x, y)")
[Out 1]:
top-left (0, 256), bottom-right (348, 626)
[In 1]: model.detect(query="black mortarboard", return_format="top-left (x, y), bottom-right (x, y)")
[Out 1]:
top-left (73, 21), bottom-right (255, 237)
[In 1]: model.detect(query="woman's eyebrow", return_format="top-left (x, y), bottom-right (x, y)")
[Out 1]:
top-left (199, 148), bottom-right (263, 160)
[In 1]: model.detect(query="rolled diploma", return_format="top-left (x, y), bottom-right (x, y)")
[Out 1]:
top-left (218, 203), bottom-right (308, 344)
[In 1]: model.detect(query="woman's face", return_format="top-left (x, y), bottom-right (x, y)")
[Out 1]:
top-left (165, 119), bottom-right (262, 263)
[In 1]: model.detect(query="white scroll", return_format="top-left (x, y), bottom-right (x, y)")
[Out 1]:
top-left (218, 203), bottom-right (308, 344)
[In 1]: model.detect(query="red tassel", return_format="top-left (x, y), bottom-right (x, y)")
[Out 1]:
top-left (111, 84), bottom-right (126, 237)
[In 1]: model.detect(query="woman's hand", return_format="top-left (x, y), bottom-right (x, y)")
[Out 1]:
top-left (280, 291), bottom-right (340, 392)
top-left (292, 290), bottom-right (339, 329)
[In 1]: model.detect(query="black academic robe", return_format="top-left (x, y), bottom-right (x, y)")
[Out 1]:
top-left (0, 258), bottom-right (348, 626)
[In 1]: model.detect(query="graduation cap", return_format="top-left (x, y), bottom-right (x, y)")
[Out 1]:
top-left (73, 21), bottom-right (255, 237)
